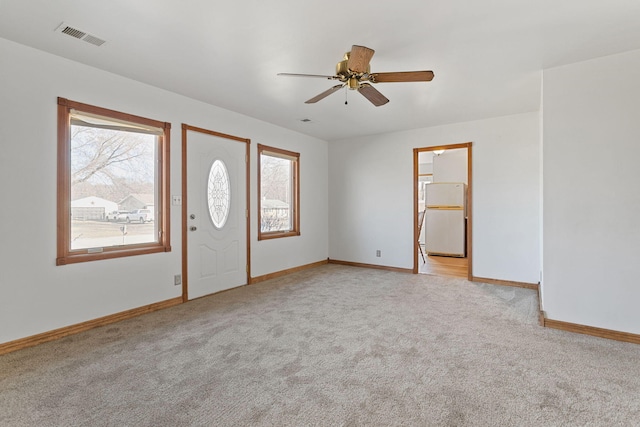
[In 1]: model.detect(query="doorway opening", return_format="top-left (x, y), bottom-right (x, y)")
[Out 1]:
top-left (413, 142), bottom-right (472, 280)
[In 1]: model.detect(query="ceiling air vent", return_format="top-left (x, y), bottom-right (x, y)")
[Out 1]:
top-left (55, 22), bottom-right (106, 47)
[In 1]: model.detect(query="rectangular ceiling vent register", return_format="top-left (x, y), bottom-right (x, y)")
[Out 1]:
top-left (55, 22), bottom-right (106, 47)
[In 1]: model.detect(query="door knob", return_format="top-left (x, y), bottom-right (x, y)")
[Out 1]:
top-left (190, 226), bottom-right (197, 231)
top-left (190, 214), bottom-right (196, 219)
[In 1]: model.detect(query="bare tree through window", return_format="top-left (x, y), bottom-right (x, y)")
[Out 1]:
top-left (69, 126), bottom-right (157, 250)
top-left (71, 126), bottom-right (155, 201)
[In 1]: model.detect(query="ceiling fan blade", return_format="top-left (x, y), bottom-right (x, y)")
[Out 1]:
top-left (370, 71), bottom-right (435, 83)
top-left (278, 73), bottom-right (339, 80)
top-left (358, 83), bottom-right (389, 107)
top-left (347, 45), bottom-right (375, 73)
top-left (305, 84), bottom-right (344, 104)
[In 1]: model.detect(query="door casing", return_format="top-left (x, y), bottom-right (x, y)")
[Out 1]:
top-left (413, 142), bottom-right (472, 279)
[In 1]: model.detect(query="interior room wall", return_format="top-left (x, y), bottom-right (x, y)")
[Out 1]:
top-left (418, 162), bottom-right (433, 175)
top-left (0, 38), bottom-right (328, 344)
top-left (542, 48), bottom-right (640, 334)
top-left (328, 112), bottom-right (540, 283)
top-left (432, 149), bottom-right (468, 183)
top-left (249, 129), bottom-right (329, 278)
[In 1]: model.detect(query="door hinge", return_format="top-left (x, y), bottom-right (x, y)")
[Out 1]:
top-left (246, 209), bottom-right (249, 218)
top-left (245, 154), bottom-right (248, 163)
top-left (246, 265), bottom-right (249, 272)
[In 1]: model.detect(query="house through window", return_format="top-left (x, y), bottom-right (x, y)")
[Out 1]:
top-left (57, 98), bottom-right (171, 265)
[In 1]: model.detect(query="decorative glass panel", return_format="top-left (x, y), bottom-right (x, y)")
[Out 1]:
top-left (207, 159), bottom-right (230, 229)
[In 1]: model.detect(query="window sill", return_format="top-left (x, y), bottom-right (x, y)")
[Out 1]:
top-left (257, 231), bottom-right (300, 241)
top-left (57, 244), bottom-right (171, 265)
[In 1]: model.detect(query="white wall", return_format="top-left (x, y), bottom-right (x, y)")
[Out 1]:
top-left (328, 112), bottom-right (540, 283)
top-left (432, 148), bottom-right (468, 183)
top-left (418, 162), bottom-right (433, 175)
top-left (249, 127), bottom-right (329, 277)
top-left (0, 38), bottom-right (328, 344)
top-left (542, 49), bottom-right (640, 334)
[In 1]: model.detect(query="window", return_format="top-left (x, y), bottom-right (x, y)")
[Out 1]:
top-left (258, 144), bottom-right (300, 240)
top-left (57, 98), bottom-right (171, 265)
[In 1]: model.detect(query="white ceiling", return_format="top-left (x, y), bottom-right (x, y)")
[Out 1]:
top-left (2, 0), bottom-right (640, 141)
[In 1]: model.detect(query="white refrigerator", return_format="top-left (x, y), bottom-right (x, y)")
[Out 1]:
top-left (425, 182), bottom-right (466, 257)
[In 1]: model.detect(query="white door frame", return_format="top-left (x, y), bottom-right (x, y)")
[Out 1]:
top-left (181, 124), bottom-right (251, 302)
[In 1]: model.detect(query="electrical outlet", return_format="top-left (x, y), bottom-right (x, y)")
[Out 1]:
top-left (172, 195), bottom-right (182, 206)
top-left (376, 250), bottom-right (381, 257)
top-left (174, 274), bottom-right (182, 286)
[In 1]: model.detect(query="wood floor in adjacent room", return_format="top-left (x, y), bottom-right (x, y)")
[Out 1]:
top-left (419, 253), bottom-right (468, 279)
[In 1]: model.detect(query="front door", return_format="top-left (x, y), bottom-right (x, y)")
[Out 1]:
top-left (185, 126), bottom-right (248, 300)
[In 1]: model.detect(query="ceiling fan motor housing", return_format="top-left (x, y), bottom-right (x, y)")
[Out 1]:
top-left (337, 55), bottom-right (370, 90)
top-left (336, 59), bottom-right (349, 77)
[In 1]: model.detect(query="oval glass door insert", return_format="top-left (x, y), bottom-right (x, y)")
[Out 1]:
top-left (207, 159), bottom-right (230, 229)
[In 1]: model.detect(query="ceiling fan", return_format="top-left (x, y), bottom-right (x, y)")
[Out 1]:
top-left (278, 45), bottom-right (434, 107)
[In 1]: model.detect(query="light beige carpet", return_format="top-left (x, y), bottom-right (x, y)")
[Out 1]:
top-left (1, 264), bottom-right (639, 426)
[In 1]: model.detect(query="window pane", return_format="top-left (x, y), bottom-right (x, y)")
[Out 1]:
top-left (70, 125), bottom-right (157, 250)
top-left (207, 159), bottom-right (231, 229)
top-left (260, 154), bottom-right (292, 233)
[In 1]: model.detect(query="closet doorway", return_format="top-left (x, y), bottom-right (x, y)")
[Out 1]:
top-left (413, 142), bottom-right (472, 280)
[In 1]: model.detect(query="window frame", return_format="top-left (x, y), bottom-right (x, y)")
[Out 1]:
top-left (56, 97), bottom-right (171, 265)
top-left (257, 144), bottom-right (300, 240)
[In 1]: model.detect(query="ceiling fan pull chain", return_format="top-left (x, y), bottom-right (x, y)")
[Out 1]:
top-left (345, 87), bottom-right (348, 105)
